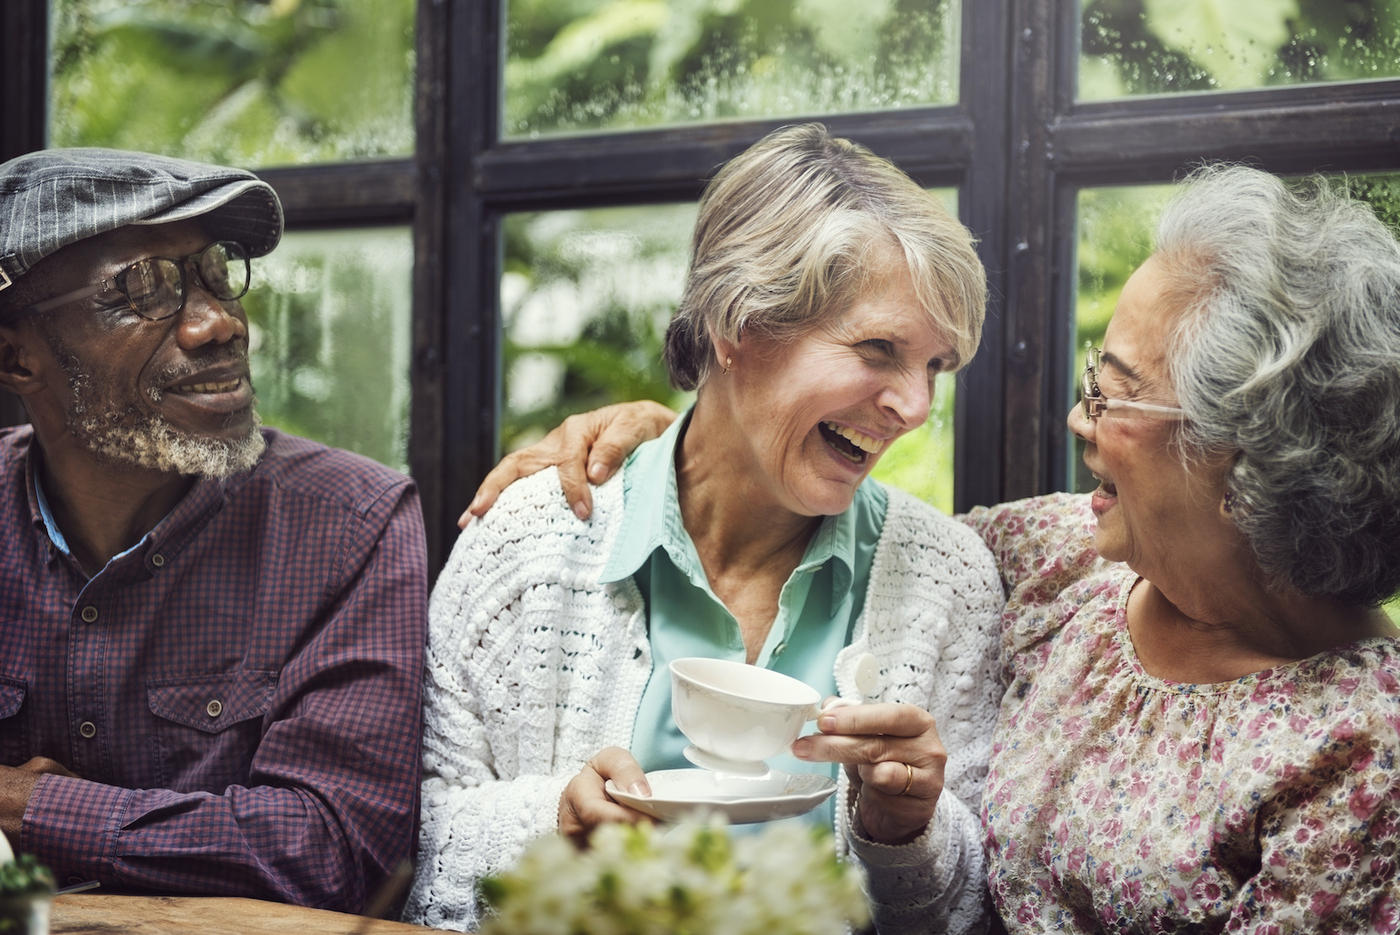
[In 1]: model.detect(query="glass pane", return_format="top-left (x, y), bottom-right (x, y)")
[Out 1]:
top-left (49, 0), bottom-right (415, 167)
top-left (502, 190), bottom-right (957, 514)
top-left (244, 227), bottom-right (413, 472)
top-left (1080, 0), bottom-right (1400, 99)
top-left (503, 0), bottom-right (960, 139)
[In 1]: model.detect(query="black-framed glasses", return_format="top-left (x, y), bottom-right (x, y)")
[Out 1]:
top-left (1080, 346), bottom-right (1187, 422)
top-left (17, 241), bottom-right (251, 323)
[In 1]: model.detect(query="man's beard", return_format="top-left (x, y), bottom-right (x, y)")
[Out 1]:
top-left (51, 339), bottom-right (266, 480)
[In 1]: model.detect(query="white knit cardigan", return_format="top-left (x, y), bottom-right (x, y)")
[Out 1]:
top-left (404, 467), bottom-right (1004, 934)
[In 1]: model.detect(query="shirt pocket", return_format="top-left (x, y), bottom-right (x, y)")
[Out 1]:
top-left (0, 678), bottom-right (26, 765)
top-left (147, 671), bottom-right (277, 793)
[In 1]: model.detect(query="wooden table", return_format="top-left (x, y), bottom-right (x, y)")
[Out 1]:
top-left (50, 893), bottom-right (450, 934)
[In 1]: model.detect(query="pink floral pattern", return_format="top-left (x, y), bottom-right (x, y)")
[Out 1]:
top-left (964, 493), bottom-right (1400, 934)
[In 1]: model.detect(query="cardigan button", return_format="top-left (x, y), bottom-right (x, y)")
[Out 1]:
top-left (855, 653), bottom-right (880, 697)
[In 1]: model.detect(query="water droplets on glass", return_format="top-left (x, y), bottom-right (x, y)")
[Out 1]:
top-left (504, 0), bottom-right (960, 139)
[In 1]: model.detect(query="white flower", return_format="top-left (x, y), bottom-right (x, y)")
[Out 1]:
top-left (479, 819), bottom-right (870, 935)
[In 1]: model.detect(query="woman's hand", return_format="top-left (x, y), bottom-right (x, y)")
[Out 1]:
top-left (558, 746), bottom-right (655, 845)
top-left (790, 703), bottom-right (946, 846)
top-left (462, 401), bottom-right (678, 527)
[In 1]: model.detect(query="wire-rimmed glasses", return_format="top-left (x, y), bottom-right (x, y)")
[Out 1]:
top-left (1080, 346), bottom-right (1187, 422)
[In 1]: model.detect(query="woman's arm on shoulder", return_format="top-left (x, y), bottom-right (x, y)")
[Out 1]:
top-left (463, 402), bottom-right (677, 526)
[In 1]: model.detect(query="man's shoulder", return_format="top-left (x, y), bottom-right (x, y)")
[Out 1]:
top-left (243, 427), bottom-right (417, 514)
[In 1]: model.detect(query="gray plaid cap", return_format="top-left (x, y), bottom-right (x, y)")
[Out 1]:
top-left (0, 147), bottom-right (283, 293)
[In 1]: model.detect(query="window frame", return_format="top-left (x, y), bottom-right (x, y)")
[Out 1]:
top-left (4, 0), bottom-right (1398, 574)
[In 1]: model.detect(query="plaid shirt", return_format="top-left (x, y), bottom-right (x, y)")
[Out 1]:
top-left (0, 425), bottom-right (427, 913)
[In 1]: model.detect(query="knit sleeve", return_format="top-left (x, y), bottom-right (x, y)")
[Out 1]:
top-left (402, 470), bottom-right (649, 932)
top-left (844, 488), bottom-right (1005, 935)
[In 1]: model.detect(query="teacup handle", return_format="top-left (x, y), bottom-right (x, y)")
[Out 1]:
top-left (807, 696), bottom-right (860, 720)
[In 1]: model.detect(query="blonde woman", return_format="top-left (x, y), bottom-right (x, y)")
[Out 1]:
top-left (404, 125), bottom-right (1004, 934)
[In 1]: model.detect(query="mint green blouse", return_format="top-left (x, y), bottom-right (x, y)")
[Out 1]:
top-left (599, 410), bottom-right (887, 828)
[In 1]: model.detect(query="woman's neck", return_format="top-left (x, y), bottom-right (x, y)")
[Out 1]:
top-left (1127, 571), bottom-right (1398, 683)
top-left (676, 398), bottom-right (822, 661)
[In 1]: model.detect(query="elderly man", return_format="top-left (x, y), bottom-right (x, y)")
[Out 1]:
top-left (0, 149), bottom-right (427, 913)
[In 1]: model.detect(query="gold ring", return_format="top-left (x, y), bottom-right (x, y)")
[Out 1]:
top-left (899, 762), bottom-right (914, 796)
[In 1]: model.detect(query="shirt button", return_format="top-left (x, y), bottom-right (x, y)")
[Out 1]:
top-left (773, 641), bottom-right (788, 656)
top-left (79, 721), bottom-right (97, 739)
top-left (151, 553), bottom-right (165, 568)
top-left (80, 606), bottom-right (98, 623)
top-left (206, 699), bottom-right (223, 719)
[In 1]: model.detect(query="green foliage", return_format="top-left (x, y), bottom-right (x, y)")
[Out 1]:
top-left (1081, 0), bottom-right (1400, 98)
top-left (0, 856), bottom-right (54, 898)
top-left (243, 228), bottom-right (413, 473)
top-left (50, 0), bottom-right (415, 168)
top-left (503, 0), bottom-right (957, 137)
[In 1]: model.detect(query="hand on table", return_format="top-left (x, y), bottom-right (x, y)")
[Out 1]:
top-left (790, 703), bottom-right (945, 846)
top-left (558, 747), bottom-right (655, 845)
top-left (1, 757), bottom-right (80, 843)
top-left (462, 401), bottom-right (677, 526)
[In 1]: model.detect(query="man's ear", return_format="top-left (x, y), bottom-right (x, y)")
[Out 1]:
top-left (0, 323), bottom-right (50, 397)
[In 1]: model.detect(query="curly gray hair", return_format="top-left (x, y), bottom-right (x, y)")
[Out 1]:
top-left (664, 123), bottom-right (985, 390)
top-left (1158, 164), bottom-right (1400, 606)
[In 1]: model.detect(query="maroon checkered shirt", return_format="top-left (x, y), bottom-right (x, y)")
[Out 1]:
top-left (0, 426), bottom-right (426, 913)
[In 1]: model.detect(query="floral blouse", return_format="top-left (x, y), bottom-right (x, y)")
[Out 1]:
top-left (963, 493), bottom-right (1400, 934)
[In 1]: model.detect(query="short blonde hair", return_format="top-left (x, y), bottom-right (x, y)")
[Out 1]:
top-left (663, 124), bottom-right (986, 390)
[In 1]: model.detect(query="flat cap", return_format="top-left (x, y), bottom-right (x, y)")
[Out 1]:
top-left (0, 147), bottom-right (283, 293)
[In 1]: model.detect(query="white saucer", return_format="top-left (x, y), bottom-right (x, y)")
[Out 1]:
top-left (606, 769), bottom-right (837, 824)
top-left (681, 744), bottom-right (770, 777)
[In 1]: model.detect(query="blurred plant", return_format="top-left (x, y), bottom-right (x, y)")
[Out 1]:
top-left (479, 819), bottom-right (869, 935)
top-left (50, 0), bottom-right (415, 167)
top-left (503, 0), bottom-right (957, 137)
top-left (1081, 0), bottom-right (1400, 98)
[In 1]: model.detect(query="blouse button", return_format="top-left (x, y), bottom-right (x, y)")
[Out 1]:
top-left (80, 606), bottom-right (98, 624)
top-left (206, 699), bottom-right (223, 719)
top-left (79, 721), bottom-right (97, 739)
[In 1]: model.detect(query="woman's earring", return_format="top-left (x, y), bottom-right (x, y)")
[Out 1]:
top-left (1223, 491), bottom-right (1236, 514)
top-left (723, 356), bottom-right (732, 374)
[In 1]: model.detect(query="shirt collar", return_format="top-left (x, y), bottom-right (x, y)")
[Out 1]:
top-left (599, 408), bottom-right (859, 603)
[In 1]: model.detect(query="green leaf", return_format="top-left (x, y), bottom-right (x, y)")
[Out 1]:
top-left (1143, 0), bottom-right (1299, 88)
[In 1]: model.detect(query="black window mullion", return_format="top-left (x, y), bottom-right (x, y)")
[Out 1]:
top-left (953, 0), bottom-right (1012, 513)
top-left (0, 0), bottom-right (49, 430)
top-left (434, 0), bottom-right (502, 570)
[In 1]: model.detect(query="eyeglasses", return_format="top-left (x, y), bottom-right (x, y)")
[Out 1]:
top-left (1080, 346), bottom-right (1187, 422)
top-left (15, 241), bottom-right (251, 322)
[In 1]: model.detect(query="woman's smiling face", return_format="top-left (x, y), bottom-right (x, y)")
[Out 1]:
top-left (714, 259), bottom-right (955, 518)
top-left (1067, 254), bottom-right (1232, 573)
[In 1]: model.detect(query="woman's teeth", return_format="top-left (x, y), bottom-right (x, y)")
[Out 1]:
top-left (823, 422), bottom-right (885, 454)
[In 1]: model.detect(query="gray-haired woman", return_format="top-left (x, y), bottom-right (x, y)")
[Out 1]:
top-left (406, 124), bottom-right (1005, 934)
top-left (476, 164), bottom-right (1400, 930)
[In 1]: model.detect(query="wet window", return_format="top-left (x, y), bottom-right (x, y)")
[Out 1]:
top-left (1079, 0), bottom-right (1400, 99)
top-left (49, 0), bottom-right (416, 167)
top-left (503, 0), bottom-right (961, 139)
top-left (244, 227), bottom-right (413, 472)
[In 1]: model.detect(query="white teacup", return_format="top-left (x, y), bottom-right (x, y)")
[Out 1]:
top-left (670, 657), bottom-right (848, 774)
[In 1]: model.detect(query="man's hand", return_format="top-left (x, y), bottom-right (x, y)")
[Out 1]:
top-left (462, 401), bottom-right (677, 525)
top-left (558, 747), bottom-right (654, 846)
top-left (0, 758), bottom-right (79, 843)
